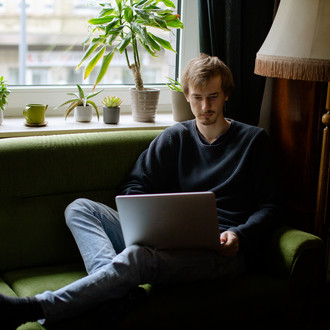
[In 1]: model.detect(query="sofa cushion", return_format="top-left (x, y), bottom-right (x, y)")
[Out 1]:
top-left (0, 277), bottom-right (17, 297)
top-left (40, 274), bottom-right (292, 330)
top-left (0, 130), bottom-right (162, 273)
top-left (2, 263), bottom-right (86, 297)
top-left (0, 131), bottom-right (162, 200)
top-left (1, 264), bottom-right (86, 330)
top-left (136, 274), bottom-right (293, 329)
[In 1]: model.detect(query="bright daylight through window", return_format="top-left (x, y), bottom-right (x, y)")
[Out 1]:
top-left (0, 0), bottom-right (180, 86)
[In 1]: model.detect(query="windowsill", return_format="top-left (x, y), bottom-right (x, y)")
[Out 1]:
top-left (0, 113), bottom-right (176, 138)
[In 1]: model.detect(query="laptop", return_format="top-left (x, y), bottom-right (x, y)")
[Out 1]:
top-left (115, 191), bottom-right (220, 250)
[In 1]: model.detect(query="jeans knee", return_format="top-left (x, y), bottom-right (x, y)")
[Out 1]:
top-left (124, 244), bottom-right (146, 259)
top-left (64, 198), bottom-right (92, 227)
top-left (119, 245), bottom-right (157, 282)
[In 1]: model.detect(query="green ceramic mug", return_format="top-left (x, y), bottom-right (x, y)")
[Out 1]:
top-left (23, 104), bottom-right (48, 125)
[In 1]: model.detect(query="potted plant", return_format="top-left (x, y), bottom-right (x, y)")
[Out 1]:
top-left (0, 76), bottom-right (11, 125)
top-left (102, 95), bottom-right (123, 124)
top-left (166, 77), bottom-right (194, 122)
top-left (55, 84), bottom-right (103, 122)
top-left (76, 0), bottom-right (183, 122)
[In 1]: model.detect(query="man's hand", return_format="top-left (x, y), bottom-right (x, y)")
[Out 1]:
top-left (218, 231), bottom-right (239, 257)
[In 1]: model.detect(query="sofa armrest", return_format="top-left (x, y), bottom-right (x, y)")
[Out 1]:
top-left (265, 225), bottom-right (324, 284)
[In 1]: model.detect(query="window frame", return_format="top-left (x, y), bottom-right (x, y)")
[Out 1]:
top-left (4, 0), bottom-right (200, 118)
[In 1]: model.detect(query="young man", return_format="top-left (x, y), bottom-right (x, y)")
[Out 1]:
top-left (0, 54), bottom-right (279, 328)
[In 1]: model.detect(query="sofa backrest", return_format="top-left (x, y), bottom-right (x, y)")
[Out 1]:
top-left (0, 130), bottom-right (162, 272)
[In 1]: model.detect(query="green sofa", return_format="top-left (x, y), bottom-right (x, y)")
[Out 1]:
top-left (0, 130), bottom-right (324, 330)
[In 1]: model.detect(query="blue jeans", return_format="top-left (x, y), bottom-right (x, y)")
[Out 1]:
top-left (36, 198), bottom-right (246, 323)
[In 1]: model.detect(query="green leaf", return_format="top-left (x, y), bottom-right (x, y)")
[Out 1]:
top-left (146, 32), bottom-right (161, 51)
top-left (149, 33), bottom-right (175, 52)
top-left (76, 42), bottom-right (100, 69)
top-left (135, 0), bottom-right (149, 8)
top-left (110, 25), bottom-right (125, 33)
top-left (77, 84), bottom-right (85, 100)
top-left (91, 37), bottom-right (104, 43)
top-left (109, 30), bottom-right (121, 44)
top-left (86, 88), bottom-right (104, 100)
top-left (132, 23), bottom-right (148, 44)
top-left (166, 18), bottom-right (184, 29)
top-left (54, 98), bottom-right (80, 110)
top-left (144, 4), bottom-right (162, 11)
top-left (115, 0), bottom-right (122, 12)
top-left (97, 7), bottom-right (115, 18)
top-left (89, 16), bottom-right (115, 25)
top-left (141, 42), bottom-right (157, 57)
top-left (118, 34), bottom-right (131, 53)
top-left (166, 77), bottom-right (182, 91)
top-left (93, 50), bottom-right (116, 89)
top-left (86, 100), bottom-right (100, 121)
top-left (124, 7), bottom-right (134, 23)
top-left (135, 8), bottom-right (149, 20)
top-left (105, 18), bottom-right (120, 35)
top-left (153, 17), bottom-right (168, 30)
top-left (66, 92), bottom-right (80, 98)
top-left (161, 13), bottom-right (178, 21)
top-left (64, 101), bottom-right (80, 120)
top-left (84, 46), bottom-right (106, 79)
top-left (82, 31), bottom-right (93, 46)
top-left (157, 0), bottom-right (175, 8)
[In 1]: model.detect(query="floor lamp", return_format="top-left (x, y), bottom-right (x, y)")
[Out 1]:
top-left (254, 0), bottom-right (330, 263)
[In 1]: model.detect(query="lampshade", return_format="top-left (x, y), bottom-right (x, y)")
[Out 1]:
top-left (254, 0), bottom-right (330, 82)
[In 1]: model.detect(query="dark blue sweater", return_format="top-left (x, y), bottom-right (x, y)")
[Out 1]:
top-left (120, 119), bottom-right (279, 252)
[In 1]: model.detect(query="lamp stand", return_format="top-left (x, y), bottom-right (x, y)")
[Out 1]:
top-left (315, 82), bottom-right (330, 278)
top-left (316, 82), bottom-right (330, 231)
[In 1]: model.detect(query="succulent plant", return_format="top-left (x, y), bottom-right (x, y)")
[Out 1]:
top-left (0, 76), bottom-right (11, 111)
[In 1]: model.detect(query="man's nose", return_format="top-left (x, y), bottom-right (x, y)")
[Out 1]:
top-left (202, 98), bottom-right (210, 110)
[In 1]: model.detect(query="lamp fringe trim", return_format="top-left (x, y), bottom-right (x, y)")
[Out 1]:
top-left (255, 55), bottom-right (330, 82)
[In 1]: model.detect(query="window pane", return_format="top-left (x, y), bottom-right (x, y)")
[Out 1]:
top-left (0, 0), bottom-right (179, 86)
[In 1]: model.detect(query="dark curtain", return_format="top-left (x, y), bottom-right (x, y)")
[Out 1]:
top-left (198, 0), bottom-right (274, 125)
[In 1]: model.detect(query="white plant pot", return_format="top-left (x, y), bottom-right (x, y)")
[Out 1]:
top-left (171, 90), bottom-right (195, 122)
top-left (74, 105), bottom-right (93, 122)
top-left (0, 110), bottom-right (3, 125)
top-left (130, 88), bottom-right (160, 123)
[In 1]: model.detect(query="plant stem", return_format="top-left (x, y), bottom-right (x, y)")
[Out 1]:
top-left (130, 26), bottom-right (143, 90)
top-left (131, 64), bottom-right (144, 90)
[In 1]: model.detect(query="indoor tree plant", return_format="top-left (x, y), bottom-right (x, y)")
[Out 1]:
top-left (76, 0), bottom-right (183, 122)
top-left (56, 84), bottom-right (103, 122)
top-left (102, 95), bottom-right (123, 124)
top-left (0, 76), bottom-right (11, 125)
top-left (166, 77), bottom-right (194, 122)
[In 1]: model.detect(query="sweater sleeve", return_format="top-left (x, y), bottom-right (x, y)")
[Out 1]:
top-left (119, 129), bottom-right (176, 195)
top-left (228, 131), bottom-right (280, 250)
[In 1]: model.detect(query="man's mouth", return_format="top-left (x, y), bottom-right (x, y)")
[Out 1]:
top-left (200, 112), bottom-right (214, 118)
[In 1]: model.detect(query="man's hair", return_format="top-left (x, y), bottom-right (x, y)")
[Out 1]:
top-left (181, 53), bottom-right (234, 97)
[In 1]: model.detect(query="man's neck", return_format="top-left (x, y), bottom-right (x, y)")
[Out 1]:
top-left (196, 119), bottom-right (231, 144)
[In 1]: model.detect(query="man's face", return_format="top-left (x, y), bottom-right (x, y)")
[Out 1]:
top-left (186, 75), bottom-right (228, 127)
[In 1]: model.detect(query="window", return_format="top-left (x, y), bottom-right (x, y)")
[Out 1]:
top-left (1, 0), bottom-right (200, 117)
top-left (0, 0), bottom-right (178, 86)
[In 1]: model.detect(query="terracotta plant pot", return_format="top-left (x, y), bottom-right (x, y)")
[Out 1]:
top-left (130, 88), bottom-right (160, 123)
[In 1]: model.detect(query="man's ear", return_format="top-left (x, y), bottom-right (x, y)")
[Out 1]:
top-left (225, 95), bottom-right (229, 101)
